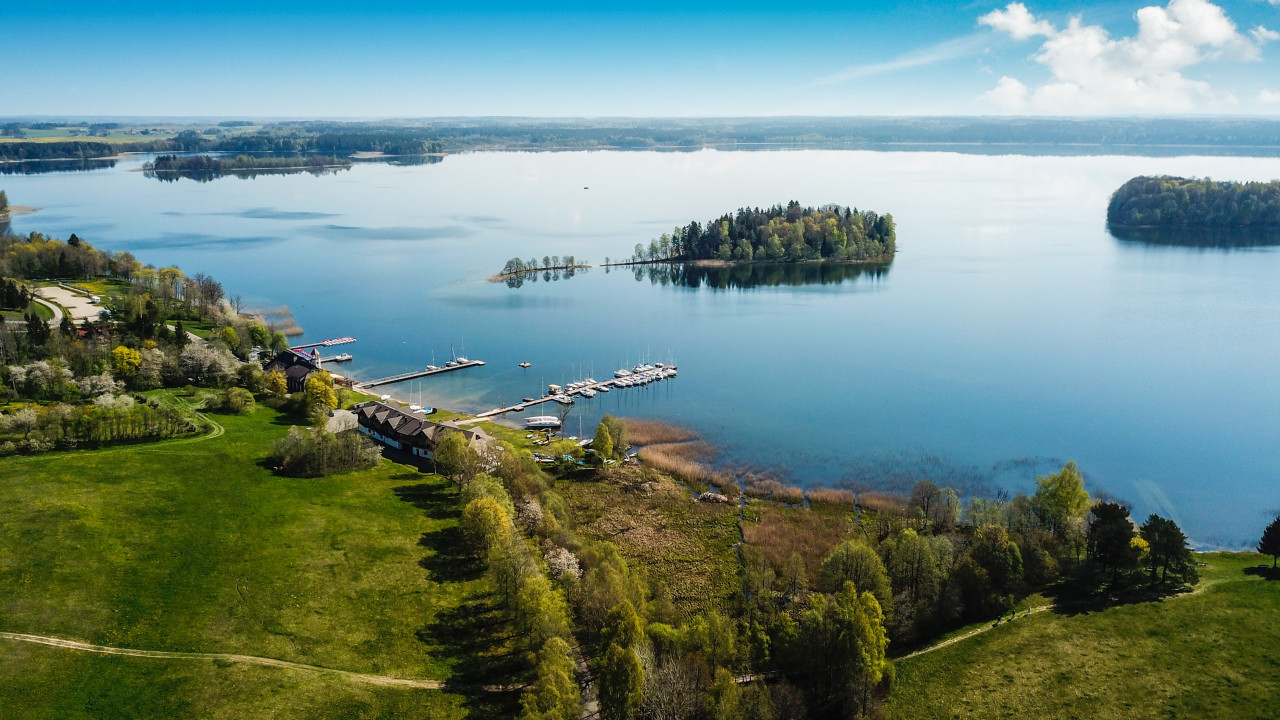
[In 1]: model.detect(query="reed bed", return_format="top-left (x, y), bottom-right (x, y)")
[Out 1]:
top-left (742, 508), bottom-right (854, 584)
top-left (741, 477), bottom-right (806, 505)
top-left (856, 490), bottom-right (910, 514)
top-left (621, 418), bottom-right (699, 446)
top-left (805, 487), bottom-right (858, 507)
top-left (638, 442), bottom-right (737, 493)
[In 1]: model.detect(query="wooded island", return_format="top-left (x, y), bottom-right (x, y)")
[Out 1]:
top-left (143, 154), bottom-right (351, 178)
top-left (1107, 175), bottom-right (1280, 227)
top-left (628, 201), bottom-right (895, 264)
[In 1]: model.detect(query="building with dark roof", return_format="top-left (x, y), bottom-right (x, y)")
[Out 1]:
top-left (263, 349), bottom-right (322, 393)
top-left (353, 401), bottom-right (492, 460)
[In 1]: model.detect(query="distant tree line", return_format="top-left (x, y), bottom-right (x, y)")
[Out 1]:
top-left (1108, 175), bottom-right (1280, 227)
top-left (633, 201), bottom-right (895, 263)
top-left (0, 141), bottom-right (118, 161)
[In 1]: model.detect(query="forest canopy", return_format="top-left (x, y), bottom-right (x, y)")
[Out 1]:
top-left (1107, 175), bottom-right (1280, 227)
top-left (635, 201), bottom-right (896, 263)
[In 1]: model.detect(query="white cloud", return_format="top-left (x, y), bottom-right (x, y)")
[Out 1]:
top-left (980, 3), bottom-right (1055, 40)
top-left (809, 35), bottom-right (987, 87)
top-left (981, 76), bottom-right (1031, 109)
top-left (979, 0), bottom-right (1270, 113)
top-left (1252, 26), bottom-right (1280, 44)
top-left (1260, 89), bottom-right (1280, 104)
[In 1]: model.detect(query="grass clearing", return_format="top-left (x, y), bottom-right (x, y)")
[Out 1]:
top-left (888, 552), bottom-right (1280, 719)
top-left (0, 394), bottom-right (521, 717)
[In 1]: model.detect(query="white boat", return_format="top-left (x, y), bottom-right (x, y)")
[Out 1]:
top-left (445, 360), bottom-right (458, 367)
top-left (457, 356), bottom-right (469, 363)
top-left (597, 385), bottom-right (610, 392)
top-left (426, 364), bottom-right (440, 371)
top-left (580, 388), bottom-right (597, 398)
top-left (553, 394), bottom-right (574, 405)
top-left (614, 369), bottom-right (632, 378)
top-left (524, 416), bottom-right (562, 430)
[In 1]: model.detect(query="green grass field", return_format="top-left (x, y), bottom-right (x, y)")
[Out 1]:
top-left (0, 396), bottom-right (522, 718)
top-left (888, 552), bottom-right (1280, 719)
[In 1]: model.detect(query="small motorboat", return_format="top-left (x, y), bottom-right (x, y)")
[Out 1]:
top-left (519, 362), bottom-right (532, 368)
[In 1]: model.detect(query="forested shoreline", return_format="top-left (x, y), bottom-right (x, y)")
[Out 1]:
top-left (143, 154), bottom-right (352, 181)
top-left (628, 201), bottom-right (895, 263)
top-left (1107, 175), bottom-right (1280, 227)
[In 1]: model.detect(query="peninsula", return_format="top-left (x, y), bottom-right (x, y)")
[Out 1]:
top-left (621, 200), bottom-right (896, 264)
top-left (1108, 175), bottom-right (1280, 227)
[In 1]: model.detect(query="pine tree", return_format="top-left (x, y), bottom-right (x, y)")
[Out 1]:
top-left (1259, 516), bottom-right (1280, 569)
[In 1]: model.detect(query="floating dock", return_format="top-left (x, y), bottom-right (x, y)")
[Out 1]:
top-left (357, 359), bottom-right (486, 388)
top-left (319, 353), bottom-right (353, 363)
top-left (292, 336), bottom-right (357, 350)
top-left (472, 365), bottom-right (677, 420)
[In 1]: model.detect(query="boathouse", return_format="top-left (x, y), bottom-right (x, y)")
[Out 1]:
top-left (353, 401), bottom-right (492, 460)
top-left (263, 349), bottom-right (321, 393)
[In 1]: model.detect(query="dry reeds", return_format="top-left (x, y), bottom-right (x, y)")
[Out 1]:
top-left (621, 418), bottom-right (699, 446)
top-left (741, 477), bottom-right (805, 505)
top-left (253, 305), bottom-right (305, 336)
top-left (805, 487), bottom-right (858, 507)
top-left (639, 442), bottom-right (736, 493)
top-left (856, 491), bottom-right (909, 514)
top-left (742, 509), bottom-right (854, 586)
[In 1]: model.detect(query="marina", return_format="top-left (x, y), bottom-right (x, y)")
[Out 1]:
top-left (357, 358), bottom-right (486, 388)
top-left (473, 363), bottom-right (679, 422)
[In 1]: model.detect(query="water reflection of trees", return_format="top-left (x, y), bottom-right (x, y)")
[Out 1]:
top-left (0, 158), bottom-right (116, 175)
top-left (503, 265), bottom-right (586, 288)
top-left (619, 261), bottom-right (891, 289)
top-left (1108, 223), bottom-right (1280, 249)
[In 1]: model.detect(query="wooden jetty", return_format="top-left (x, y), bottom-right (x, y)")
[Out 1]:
top-left (358, 359), bottom-right (486, 388)
top-left (471, 366), bottom-right (677, 421)
top-left (292, 336), bottom-right (357, 350)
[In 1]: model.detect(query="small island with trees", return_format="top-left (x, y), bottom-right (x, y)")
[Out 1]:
top-left (1107, 175), bottom-right (1280, 228)
top-left (142, 153), bottom-right (353, 181)
top-left (621, 201), bottom-right (896, 265)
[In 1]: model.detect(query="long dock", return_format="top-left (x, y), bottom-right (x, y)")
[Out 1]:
top-left (470, 366), bottom-right (677, 421)
top-left (292, 336), bottom-right (356, 350)
top-left (357, 359), bottom-right (486, 388)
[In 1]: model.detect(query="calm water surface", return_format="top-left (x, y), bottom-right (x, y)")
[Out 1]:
top-left (7, 149), bottom-right (1280, 546)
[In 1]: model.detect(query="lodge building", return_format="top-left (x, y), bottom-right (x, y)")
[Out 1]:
top-left (353, 401), bottom-right (492, 460)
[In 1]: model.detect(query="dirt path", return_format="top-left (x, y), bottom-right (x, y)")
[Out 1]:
top-left (898, 605), bottom-right (1053, 661)
top-left (0, 632), bottom-right (518, 692)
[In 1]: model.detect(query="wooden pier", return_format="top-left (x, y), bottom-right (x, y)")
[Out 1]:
top-left (291, 336), bottom-right (356, 350)
top-left (470, 366), bottom-right (677, 421)
top-left (357, 359), bottom-right (486, 388)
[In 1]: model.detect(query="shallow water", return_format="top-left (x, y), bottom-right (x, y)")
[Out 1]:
top-left (7, 149), bottom-right (1280, 546)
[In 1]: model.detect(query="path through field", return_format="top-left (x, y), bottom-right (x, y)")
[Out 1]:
top-left (0, 632), bottom-right (518, 693)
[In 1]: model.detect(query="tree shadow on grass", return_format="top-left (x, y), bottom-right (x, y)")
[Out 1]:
top-left (417, 526), bottom-right (484, 583)
top-left (393, 482), bottom-right (458, 521)
top-left (1244, 565), bottom-right (1280, 580)
top-left (1046, 581), bottom-right (1195, 617)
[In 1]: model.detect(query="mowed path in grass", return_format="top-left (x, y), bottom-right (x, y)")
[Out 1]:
top-left (888, 552), bottom-right (1280, 719)
top-left (0, 397), bottom-right (517, 719)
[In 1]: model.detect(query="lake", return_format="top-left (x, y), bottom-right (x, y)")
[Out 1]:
top-left (6, 149), bottom-right (1280, 546)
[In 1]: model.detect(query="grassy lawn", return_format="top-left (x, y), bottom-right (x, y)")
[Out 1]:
top-left (1, 301), bottom-right (53, 322)
top-left (887, 552), bottom-right (1280, 719)
top-left (560, 471), bottom-right (741, 617)
top-left (72, 278), bottom-right (130, 301)
top-left (0, 396), bottom-right (522, 717)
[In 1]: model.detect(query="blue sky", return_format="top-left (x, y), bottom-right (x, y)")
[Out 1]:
top-left (6, 0), bottom-right (1279, 116)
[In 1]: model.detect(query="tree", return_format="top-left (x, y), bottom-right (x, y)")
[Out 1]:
top-left (264, 368), bottom-right (288, 396)
top-left (1086, 502), bottom-right (1141, 588)
top-left (1259, 516), bottom-right (1280, 569)
top-left (792, 582), bottom-right (889, 718)
top-left (461, 497), bottom-right (512, 554)
top-left (110, 345), bottom-right (141, 377)
top-left (1141, 514), bottom-right (1198, 585)
top-left (303, 369), bottom-right (337, 414)
top-left (269, 331), bottom-right (290, 353)
top-left (219, 326), bottom-right (239, 350)
top-left (59, 315), bottom-right (75, 338)
top-left (515, 574), bottom-right (571, 651)
top-left (434, 430), bottom-right (482, 485)
top-left (817, 539), bottom-right (893, 619)
top-left (1034, 461), bottom-right (1090, 545)
top-left (602, 600), bottom-right (645, 651)
top-left (591, 418), bottom-right (615, 460)
top-left (888, 528), bottom-right (937, 601)
top-left (173, 319), bottom-right (190, 349)
top-left (24, 311), bottom-right (51, 347)
top-left (599, 643), bottom-right (644, 720)
top-left (520, 637), bottom-right (580, 720)
top-left (0, 190), bottom-right (8, 213)
top-left (247, 323), bottom-right (270, 348)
